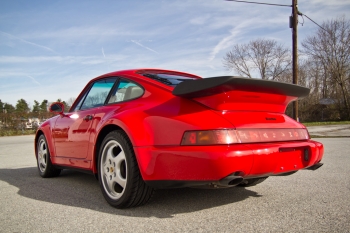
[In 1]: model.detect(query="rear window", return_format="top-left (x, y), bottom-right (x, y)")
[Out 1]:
top-left (143, 73), bottom-right (197, 86)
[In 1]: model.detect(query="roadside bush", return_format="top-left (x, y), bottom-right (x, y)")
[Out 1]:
top-left (0, 129), bottom-right (36, 137)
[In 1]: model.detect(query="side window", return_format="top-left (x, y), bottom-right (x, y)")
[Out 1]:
top-left (108, 79), bottom-right (144, 104)
top-left (76, 78), bottom-right (116, 111)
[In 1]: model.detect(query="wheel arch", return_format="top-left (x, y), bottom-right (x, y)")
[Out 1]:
top-left (34, 118), bottom-right (58, 160)
top-left (35, 128), bottom-right (56, 159)
top-left (34, 130), bottom-right (44, 159)
top-left (93, 124), bottom-right (133, 174)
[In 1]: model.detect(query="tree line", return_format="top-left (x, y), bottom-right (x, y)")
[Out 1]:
top-left (0, 98), bottom-right (71, 131)
top-left (223, 16), bottom-right (350, 121)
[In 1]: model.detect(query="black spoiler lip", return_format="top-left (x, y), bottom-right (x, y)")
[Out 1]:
top-left (172, 76), bottom-right (310, 99)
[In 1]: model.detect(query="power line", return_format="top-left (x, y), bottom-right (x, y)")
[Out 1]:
top-left (225, 0), bottom-right (291, 7)
top-left (299, 12), bottom-right (330, 34)
top-left (226, 0), bottom-right (330, 35)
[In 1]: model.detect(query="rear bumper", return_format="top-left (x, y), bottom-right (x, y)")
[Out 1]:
top-left (134, 140), bottom-right (324, 188)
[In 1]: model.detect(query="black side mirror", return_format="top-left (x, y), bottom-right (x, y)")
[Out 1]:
top-left (49, 102), bottom-right (65, 115)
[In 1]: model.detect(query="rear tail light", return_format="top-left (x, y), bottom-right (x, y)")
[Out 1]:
top-left (181, 130), bottom-right (240, 145)
top-left (181, 128), bottom-right (309, 146)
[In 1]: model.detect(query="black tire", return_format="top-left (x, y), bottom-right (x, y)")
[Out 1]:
top-left (238, 177), bottom-right (268, 187)
top-left (36, 134), bottom-right (61, 178)
top-left (98, 130), bottom-right (154, 208)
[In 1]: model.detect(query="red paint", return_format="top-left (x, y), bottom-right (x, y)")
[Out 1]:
top-left (35, 69), bottom-right (324, 184)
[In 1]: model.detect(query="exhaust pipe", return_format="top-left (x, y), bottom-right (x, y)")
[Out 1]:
top-left (218, 175), bottom-right (243, 187)
top-left (191, 174), bottom-right (244, 189)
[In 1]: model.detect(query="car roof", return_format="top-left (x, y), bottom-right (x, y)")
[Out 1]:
top-left (90, 69), bottom-right (201, 84)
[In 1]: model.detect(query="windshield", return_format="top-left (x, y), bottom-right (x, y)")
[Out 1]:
top-left (143, 73), bottom-right (197, 86)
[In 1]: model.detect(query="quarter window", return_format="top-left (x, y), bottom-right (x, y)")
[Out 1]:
top-left (108, 80), bottom-right (144, 103)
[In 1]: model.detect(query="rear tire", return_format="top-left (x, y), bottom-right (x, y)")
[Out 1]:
top-left (98, 130), bottom-right (154, 208)
top-left (238, 177), bottom-right (268, 187)
top-left (36, 134), bottom-right (61, 178)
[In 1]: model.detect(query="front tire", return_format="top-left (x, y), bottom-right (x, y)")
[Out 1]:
top-left (36, 134), bottom-right (61, 178)
top-left (98, 130), bottom-right (154, 208)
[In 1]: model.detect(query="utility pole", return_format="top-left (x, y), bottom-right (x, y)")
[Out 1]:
top-left (292, 0), bottom-right (299, 121)
top-left (226, 0), bottom-right (300, 120)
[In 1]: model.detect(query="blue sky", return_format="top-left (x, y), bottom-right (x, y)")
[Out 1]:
top-left (1, 0), bottom-right (349, 107)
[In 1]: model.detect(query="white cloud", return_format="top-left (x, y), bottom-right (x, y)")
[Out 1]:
top-left (101, 47), bottom-right (106, 58)
top-left (0, 55), bottom-right (126, 65)
top-left (26, 75), bottom-right (41, 85)
top-left (0, 30), bottom-right (57, 54)
top-left (130, 40), bottom-right (159, 54)
top-left (209, 19), bottom-right (256, 61)
top-left (308, 0), bottom-right (350, 6)
top-left (22, 26), bottom-right (136, 40)
top-left (190, 15), bottom-right (211, 25)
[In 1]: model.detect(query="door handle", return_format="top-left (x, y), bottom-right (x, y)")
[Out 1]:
top-left (84, 115), bottom-right (93, 121)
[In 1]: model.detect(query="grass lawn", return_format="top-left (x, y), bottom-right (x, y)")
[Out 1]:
top-left (302, 121), bottom-right (350, 126)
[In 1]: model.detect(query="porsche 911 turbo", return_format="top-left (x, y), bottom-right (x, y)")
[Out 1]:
top-left (35, 69), bottom-right (324, 208)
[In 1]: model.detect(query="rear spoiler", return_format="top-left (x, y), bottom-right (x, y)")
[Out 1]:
top-left (172, 76), bottom-right (310, 99)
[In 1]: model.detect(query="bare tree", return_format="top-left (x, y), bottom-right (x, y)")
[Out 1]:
top-left (223, 38), bottom-right (292, 80)
top-left (302, 16), bottom-right (350, 119)
top-left (66, 97), bottom-right (76, 107)
top-left (66, 97), bottom-right (76, 110)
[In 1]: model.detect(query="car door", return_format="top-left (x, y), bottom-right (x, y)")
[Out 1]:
top-left (52, 78), bottom-right (117, 159)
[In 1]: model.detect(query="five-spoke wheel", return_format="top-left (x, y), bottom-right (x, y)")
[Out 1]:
top-left (100, 140), bottom-right (128, 200)
top-left (36, 134), bottom-right (61, 178)
top-left (37, 137), bottom-right (48, 173)
top-left (98, 130), bottom-right (154, 208)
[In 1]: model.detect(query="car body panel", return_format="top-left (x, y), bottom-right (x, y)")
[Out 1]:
top-left (35, 68), bottom-right (324, 189)
top-left (215, 111), bottom-right (303, 128)
top-left (193, 91), bottom-right (296, 112)
top-left (134, 140), bottom-right (323, 184)
top-left (52, 109), bottom-right (97, 159)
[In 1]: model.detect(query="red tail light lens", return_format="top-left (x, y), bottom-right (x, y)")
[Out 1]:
top-left (181, 129), bottom-right (239, 145)
top-left (181, 128), bottom-right (309, 145)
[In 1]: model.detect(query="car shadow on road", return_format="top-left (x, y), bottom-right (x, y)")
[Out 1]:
top-left (0, 167), bottom-right (262, 218)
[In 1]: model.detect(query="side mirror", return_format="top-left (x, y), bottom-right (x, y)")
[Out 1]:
top-left (49, 102), bottom-right (65, 115)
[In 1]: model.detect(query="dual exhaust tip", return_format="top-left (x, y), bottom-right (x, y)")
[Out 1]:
top-left (217, 175), bottom-right (244, 187)
top-left (217, 162), bottom-right (324, 188)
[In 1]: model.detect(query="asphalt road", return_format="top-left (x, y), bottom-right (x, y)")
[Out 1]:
top-left (0, 135), bottom-right (349, 233)
top-left (307, 124), bottom-right (350, 137)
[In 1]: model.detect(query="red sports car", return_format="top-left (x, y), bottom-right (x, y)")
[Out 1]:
top-left (35, 69), bottom-right (324, 208)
